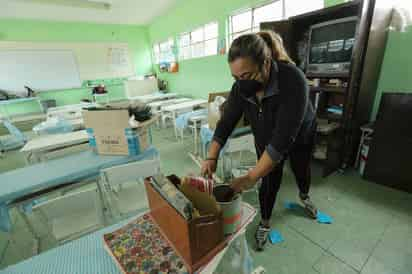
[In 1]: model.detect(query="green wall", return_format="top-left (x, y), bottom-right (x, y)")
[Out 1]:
top-left (0, 19), bottom-right (153, 115)
top-left (371, 27), bottom-right (412, 119)
top-left (324, 0), bottom-right (345, 7)
top-left (0, 19), bottom-right (152, 76)
top-left (149, 0), bottom-right (412, 121)
top-left (148, 0), bottom-right (277, 99)
top-left (148, 0), bottom-right (344, 99)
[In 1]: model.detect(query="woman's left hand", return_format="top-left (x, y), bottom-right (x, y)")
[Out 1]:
top-left (230, 174), bottom-right (258, 193)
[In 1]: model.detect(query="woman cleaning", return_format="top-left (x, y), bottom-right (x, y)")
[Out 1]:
top-left (201, 31), bottom-right (318, 251)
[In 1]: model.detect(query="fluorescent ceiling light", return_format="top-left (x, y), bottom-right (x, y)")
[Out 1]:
top-left (18, 0), bottom-right (112, 10)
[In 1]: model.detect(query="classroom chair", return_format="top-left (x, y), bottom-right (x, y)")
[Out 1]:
top-left (99, 156), bottom-right (161, 221)
top-left (0, 120), bottom-right (27, 153)
top-left (32, 186), bottom-right (104, 243)
top-left (221, 133), bottom-right (256, 179)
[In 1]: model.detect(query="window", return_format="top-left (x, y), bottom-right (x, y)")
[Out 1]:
top-left (178, 22), bottom-right (218, 61)
top-left (152, 38), bottom-right (175, 64)
top-left (229, 0), bottom-right (323, 42)
top-left (229, 1), bottom-right (283, 42)
top-left (284, 0), bottom-right (324, 18)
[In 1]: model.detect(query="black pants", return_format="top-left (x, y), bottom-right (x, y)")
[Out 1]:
top-left (258, 142), bottom-right (314, 220)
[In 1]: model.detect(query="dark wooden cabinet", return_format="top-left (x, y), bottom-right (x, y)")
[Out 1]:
top-left (261, 0), bottom-right (392, 176)
top-left (364, 93), bottom-right (412, 193)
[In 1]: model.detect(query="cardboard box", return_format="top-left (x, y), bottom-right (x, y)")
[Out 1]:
top-left (145, 178), bottom-right (225, 273)
top-left (208, 91), bottom-right (247, 130)
top-left (83, 109), bottom-right (155, 156)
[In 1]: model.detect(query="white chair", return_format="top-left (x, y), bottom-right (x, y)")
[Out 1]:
top-left (221, 133), bottom-right (256, 179)
top-left (33, 186), bottom-right (104, 243)
top-left (187, 114), bottom-right (208, 154)
top-left (99, 157), bottom-right (161, 220)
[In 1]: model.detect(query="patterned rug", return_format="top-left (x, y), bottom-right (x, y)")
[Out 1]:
top-left (103, 214), bottom-right (188, 274)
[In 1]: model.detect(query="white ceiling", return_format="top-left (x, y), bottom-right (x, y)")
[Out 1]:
top-left (0, 0), bottom-right (178, 25)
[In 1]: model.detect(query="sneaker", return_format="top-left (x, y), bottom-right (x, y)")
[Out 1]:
top-left (300, 194), bottom-right (318, 219)
top-left (255, 223), bottom-right (270, 251)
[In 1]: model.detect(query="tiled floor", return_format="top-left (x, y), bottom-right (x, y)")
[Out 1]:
top-left (0, 126), bottom-right (411, 274)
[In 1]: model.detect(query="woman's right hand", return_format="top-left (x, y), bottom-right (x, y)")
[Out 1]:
top-left (201, 159), bottom-right (217, 178)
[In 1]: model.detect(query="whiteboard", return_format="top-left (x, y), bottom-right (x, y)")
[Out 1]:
top-left (124, 79), bottom-right (158, 98)
top-left (0, 50), bottom-right (81, 96)
top-left (0, 42), bottom-right (134, 96)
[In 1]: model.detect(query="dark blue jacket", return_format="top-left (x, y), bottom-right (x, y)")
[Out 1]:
top-left (213, 61), bottom-right (316, 161)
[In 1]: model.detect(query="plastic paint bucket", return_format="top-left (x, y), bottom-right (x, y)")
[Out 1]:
top-left (213, 184), bottom-right (242, 236)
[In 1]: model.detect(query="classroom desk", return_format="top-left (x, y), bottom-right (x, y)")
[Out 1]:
top-left (46, 103), bottom-right (96, 120)
top-left (0, 147), bottom-right (159, 233)
top-left (32, 118), bottom-right (84, 135)
top-left (0, 203), bottom-right (257, 274)
top-left (161, 99), bottom-right (208, 138)
top-left (148, 98), bottom-right (191, 127)
top-left (21, 130), bottom-right (89, 163)
top-left (148, 97), bottom-right (191, 111)
top-left (128, 92), bottom-right (177, 104)
top-left (0, 112), bottom-right (46, 124)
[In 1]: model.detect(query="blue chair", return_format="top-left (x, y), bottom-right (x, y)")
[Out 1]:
top-left (0, 120), bottom-right (27, 152)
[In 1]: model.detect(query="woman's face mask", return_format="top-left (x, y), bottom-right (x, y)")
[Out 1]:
top-left (236, 78), bottom-right (263, 97)
top-left (230, 58), bottom-right (271, 98)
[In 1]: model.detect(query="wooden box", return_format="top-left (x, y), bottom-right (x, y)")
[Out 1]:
top-left (144, 179), bottom-right (225, 273)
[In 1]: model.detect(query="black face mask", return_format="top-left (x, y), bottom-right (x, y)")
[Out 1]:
top-left (236, 79), bottom-right (264, 98)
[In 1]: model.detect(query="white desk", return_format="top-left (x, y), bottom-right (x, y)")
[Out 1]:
top-left (4, 113), bottom-right (46, 124)
top-left (46, 103), bottom-right (97, 121)
top-left (162, 99), bottom-right (208, 138)
top-left (148, 98), bottom-right (191, 127)
top-left (128, 93), bottom-right (177, 104)
top-left (21, 130), bottom-right (89, 163)
top-left (161, 99), bottom-right (207, 112)
top-left (148, 98), bottom-right (191, 110)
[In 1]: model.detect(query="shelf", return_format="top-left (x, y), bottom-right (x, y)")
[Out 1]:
top-left (313, 145), bottom-right (327, 160)
top-left (310, 86), bottom-right (346, 94)
top-left (316, 121), bottom-right (340, 135)
top-left (318, 113), bottom-right (343, 122)
top-left (306, 73), bottom-right (350, 79)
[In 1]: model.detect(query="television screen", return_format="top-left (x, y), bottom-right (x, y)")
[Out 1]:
top-left (309, 20), bottom-right (357, 65)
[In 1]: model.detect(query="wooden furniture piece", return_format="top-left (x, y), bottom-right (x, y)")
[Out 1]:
top-left (145, 179), bottom-right (225, 273)
top-left (261, 0), bottom-right (392, 176)
top-left (364, 93), bottom-right (412, 193)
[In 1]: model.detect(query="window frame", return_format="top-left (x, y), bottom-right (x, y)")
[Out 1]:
top-left (229, 0), bottom-right (284, 42)
top-left (152, 38), bottom-right (175, 64)
top-left (228, 0), bottom-right (323, 42)
top-left (178, 21), bottom-right (219, 61)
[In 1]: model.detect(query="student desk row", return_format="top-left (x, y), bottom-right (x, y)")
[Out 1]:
top-left (0, 203), bottom-right (257, 274)
top-left (20, 130), bottom-right (89, 163)
top-left (0, 147), bottom-right (160, 234)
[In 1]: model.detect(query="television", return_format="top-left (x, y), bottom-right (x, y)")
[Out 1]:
top-left (307, 16), bottom-right (358, 76)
